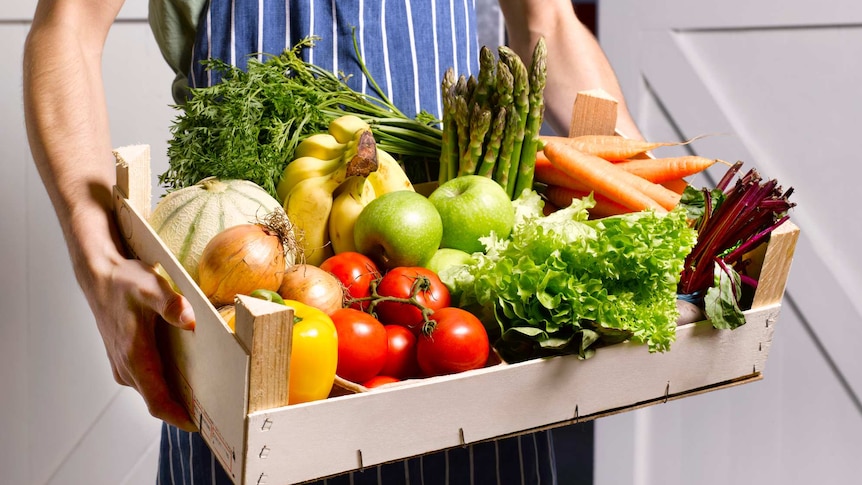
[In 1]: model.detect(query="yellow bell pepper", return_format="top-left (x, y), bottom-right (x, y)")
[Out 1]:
top-left (221, 295), bottom-right (338, 405)
top-left (282, 299), bottom-right (339, 404)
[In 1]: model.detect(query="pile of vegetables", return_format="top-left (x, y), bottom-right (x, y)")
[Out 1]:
top-left (446, 192), bottom-right (697, 361)
top-left (163, 36), bottom-right (442, 198)
top-left (152, 34), bottom-right (798, 392)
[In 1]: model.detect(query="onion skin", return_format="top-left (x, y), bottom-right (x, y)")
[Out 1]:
top-left (198, 223), bottom-right (285, 307)
top-left (279, 264), bottom-right (345, 315)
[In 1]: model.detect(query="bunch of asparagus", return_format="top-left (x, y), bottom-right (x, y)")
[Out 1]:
top-left (438, 37), bottom-right (547, 199)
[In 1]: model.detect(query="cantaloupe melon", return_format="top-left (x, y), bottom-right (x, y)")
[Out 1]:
top-left (149, 177), bottom-right (285, 282)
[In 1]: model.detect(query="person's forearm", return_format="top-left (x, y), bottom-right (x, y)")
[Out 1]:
top-left (23, 0), bottom-right (126, 294)
top-left (498, 0), bottom-right (641, 139)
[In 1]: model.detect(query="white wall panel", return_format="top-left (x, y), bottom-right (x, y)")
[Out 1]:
top-left (2, 13), bottom-right (174, 484)
top-left (597, 3), bottom-right (862, 485)
top-left (0, 22), bottom-right (33, 485)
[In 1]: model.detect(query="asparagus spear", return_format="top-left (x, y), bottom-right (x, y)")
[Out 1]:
top-left (460, 105), bottom-right (492, 176)
top-left (512, 37), bottom-right (548, 199)
top-left (438, 67), bottom-right (458, 184)
top-left (473, 46), bottom-right (497, 109)
top-left (494, 108), bottom-right (520, 191)
top-left (498, 46), bottom-right (530, 198)
top-left (477, 106), bottom-right (507, 179)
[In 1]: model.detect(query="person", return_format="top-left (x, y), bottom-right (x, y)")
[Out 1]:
top-left (23, 0), bottom-right (639, 483)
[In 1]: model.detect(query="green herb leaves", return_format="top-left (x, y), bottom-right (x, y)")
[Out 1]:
top-left (162, 37), bottom-right (442, 198)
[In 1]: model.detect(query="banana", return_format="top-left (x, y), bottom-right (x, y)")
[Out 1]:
top-left (329, 176), bottom-right (378, 254)
top-left (328, 115), bottom-right (371, 144)
top-left (294, 133), bottom-right (346, 160)
top-left (367, 148), bottom-right (415, 195)
top-left (282, 165), bottom-right (347, 267)
top-left (276, 155), bottom-right (344, 202)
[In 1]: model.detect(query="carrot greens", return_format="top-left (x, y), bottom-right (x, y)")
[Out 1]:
top-left (163, 36), bottom-right (442, 198)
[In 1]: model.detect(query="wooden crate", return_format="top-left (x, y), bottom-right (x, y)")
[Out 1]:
top-left (111, 94), bottom-right (799, 484)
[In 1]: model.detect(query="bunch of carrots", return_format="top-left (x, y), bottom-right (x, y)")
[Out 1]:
top-left (537, 134), bottom-right (727, 217)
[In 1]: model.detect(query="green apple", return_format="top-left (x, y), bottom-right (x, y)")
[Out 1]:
top-left (428, 175), bottom-right (515, 254)
top-left (353, 190), bottom-right (443, 271)
top-left (425, 247), bottom-right (475, 275)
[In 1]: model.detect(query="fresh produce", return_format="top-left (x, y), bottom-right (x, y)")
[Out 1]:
top-left (149, 177), bottom-right (285, 282)
top-left (613, 156), bottom-right (726, 184)
top-left (319, 252), bottom-right (381, 311)
top-left (424, 248), bottom-right (475, 279)
top-left (372, 267), bottom-right (451, 335)
top-left (197, 212), bottom-right (296, 307)
top-left (439, 39), bottom-right (547, 199)
top-left (448, 191), bottom-right (697, 361)
top-left (280, 115), bottom-right (415, 266)
top-left (278, 264), bottom-right (344, 315)
top-left (362, 375), bottom-right (401, 388)
top-left (380, 325), bottom-right (420, 379)
top-left (353, 191), bottom-right (443, 270)
top-left (329, 175), bottom-right (378, 254)
top-left (542, 139), bottom-right (680, 212)
top-left (416, 307), bottom-right (490, 377)
top-left (678, 162), bottom-right (795, 328)
top-left (541, 185), bottom-right (630, 219)
top-left (282, 300), bottom-right (339, 404)
top-left (539, 134), bottom-right (704, 162)
top-left (428, 175), bottom-right (515, 254)
top-left (330, 308), bottom-right (388, 383)
top-left (163, 37), bottom-right (442, 198)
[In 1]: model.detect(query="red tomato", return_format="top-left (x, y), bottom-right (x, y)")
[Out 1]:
top-left (362, 375), bottom-right (400, 388)
top-left (380, 325), bottom-right (420, 379)
top-left (417, 307), bottom-right (490, 377)
top-left (320, 252), bottom-right (380, 310)
top-left (330, 308), bottom-right (388, 383)
top-left (374, 267), bottom-right (451, 334)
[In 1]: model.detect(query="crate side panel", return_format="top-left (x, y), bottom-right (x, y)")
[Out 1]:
top-left (113, 187), bottom-right (251, 482)
top-left (242, 304), bottom-right (779, 484)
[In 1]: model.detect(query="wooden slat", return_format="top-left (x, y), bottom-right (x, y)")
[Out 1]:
top-left (569, 89), bottom-right (619, 137)
top-left (752, 220), bottom-right (800, 308)
top-left (234, 295), bottom-right (293, 414)
top-left (113, 145), bottom-right (152, 218)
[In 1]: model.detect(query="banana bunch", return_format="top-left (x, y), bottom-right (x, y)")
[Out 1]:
top-left (278, 115), bottom-right (414, 266)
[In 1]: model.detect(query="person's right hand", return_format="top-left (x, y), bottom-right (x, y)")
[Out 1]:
top-left (87, 252), bottom-right (198, 431)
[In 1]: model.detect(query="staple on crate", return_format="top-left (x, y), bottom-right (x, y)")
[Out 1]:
top-left (256, 472), bottom-right (267, 485)
top-left (357, 449), bottom-right (365, 471)
top-left (663, 382), bottom-right (670, 403)
top-left (459, 428), bottom-right (466, 446)
top-left (259, 445), bottom-right (270, 459)
top-left (573, 405), bottom-right (580, 423)
top-left (260, 418), bottom-right (273, 431)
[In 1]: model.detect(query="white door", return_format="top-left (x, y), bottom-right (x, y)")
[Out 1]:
top-left (596, 2), bottom-right (862, 484)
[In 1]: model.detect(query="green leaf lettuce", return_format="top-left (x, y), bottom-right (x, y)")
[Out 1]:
top-left (450, 191), bottom-right (697, 361)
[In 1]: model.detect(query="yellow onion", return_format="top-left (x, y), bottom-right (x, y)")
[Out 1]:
top-left (279, 264), bottom-right (345, 315)
top-left (198, 212), bottom-right (296, 307)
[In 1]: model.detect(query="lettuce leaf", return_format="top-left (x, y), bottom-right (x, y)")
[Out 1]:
top-left (452, 192), bottom-right (697, 361)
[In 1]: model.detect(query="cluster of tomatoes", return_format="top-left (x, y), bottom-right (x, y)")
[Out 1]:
top-left (319, 252), bottom-right (491, 388)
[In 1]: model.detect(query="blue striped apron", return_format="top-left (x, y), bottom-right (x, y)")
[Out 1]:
top-left (158, 1), bottom-right (559, 483)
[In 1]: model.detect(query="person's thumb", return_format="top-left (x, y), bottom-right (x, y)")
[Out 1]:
top-left (152, 272), bottom-right (196, 331)
top-left (162, 293), bottom-right (196, 331)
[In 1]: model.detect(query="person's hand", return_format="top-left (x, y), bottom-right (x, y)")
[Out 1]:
top-left (89, 253), bottom-right (198, 431)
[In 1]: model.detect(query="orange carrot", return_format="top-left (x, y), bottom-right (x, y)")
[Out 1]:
top-left (542, 140), bottom-right (671, 213)
top-left (543, 185), bottom-right (631, 218)
top-left (661, 178), bottom-right (689, 195)
top-left (534, 152), bottom-right (592, 192)
top-left (540, 134), bottom-right (706, 161)
top-left (614, 156), bottom-right (724, 183)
